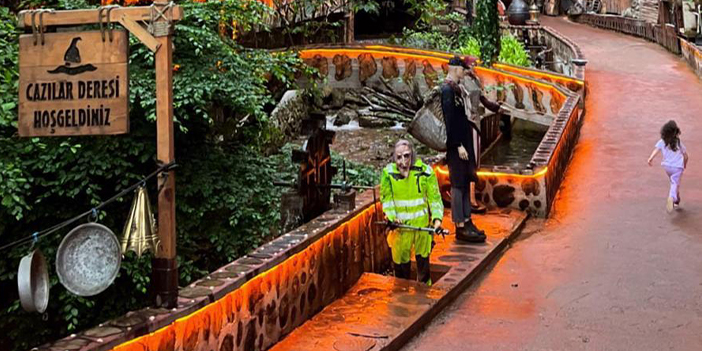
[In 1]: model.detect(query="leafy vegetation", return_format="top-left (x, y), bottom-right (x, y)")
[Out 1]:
top-left (498, 35), bottom-right (532, 66)
top-left (474, 0), bottom-right (501, 65)
top-left (0, 1), bottom-right (373, 350)
top-left (458, 36), bottom-right (482, 57)
top-left (395, 1), bottom-right (530, 68)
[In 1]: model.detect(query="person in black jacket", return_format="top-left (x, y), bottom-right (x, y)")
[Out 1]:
top-left (441, 56), bottom-right (501, 242)
top-left (463, 56), bottom-right (502, 213)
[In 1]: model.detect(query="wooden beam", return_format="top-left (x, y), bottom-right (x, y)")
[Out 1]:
top-left (17, 6), bottom-right (183, 29)
top-left (118, 15), bottom-right (161, 53)
top-left (154, 34), bottom-right (177, 308)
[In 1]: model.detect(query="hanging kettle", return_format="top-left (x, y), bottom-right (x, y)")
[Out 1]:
top-left (121, 185), bottom-right (160, 258)
top-left (18, 249), bottom-right (49, 313)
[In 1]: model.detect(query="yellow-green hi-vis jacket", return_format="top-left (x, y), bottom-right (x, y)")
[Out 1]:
top-left (380, 160), bottom-right (444, 264)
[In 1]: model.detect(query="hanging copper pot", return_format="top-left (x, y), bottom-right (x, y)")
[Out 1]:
top-left (121, 185), bottom-right (160, 258)
top-left (18, 248), bottom-right (49, 313)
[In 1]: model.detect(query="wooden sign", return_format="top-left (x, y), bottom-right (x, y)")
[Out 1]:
top-left (18, 30), bottom-right (129, 137)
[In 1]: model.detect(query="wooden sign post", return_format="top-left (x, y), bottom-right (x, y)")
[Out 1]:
top-left (18, 4), bottom-right (183, 308)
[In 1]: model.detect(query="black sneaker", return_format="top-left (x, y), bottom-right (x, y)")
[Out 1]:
top-left (467, 226), bottom-right (487, 242)
top-left (467, 220), bottom-right (485, 236)
top-left (456, 226), bottom-right (486, 243)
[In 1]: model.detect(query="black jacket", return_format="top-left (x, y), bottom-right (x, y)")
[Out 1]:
top-left (441, 81), bottom-right (477, 188)
top-left (441, 80), bottom-right (500, 188)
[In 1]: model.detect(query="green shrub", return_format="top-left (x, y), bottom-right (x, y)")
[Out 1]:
top-left (498, 35), bottom-right (532, 67)
top-left (458, 36), bottom-right (481, 57)
top-left (0, 1), bottom-right (314, 350)
top-left (400, 29), bottom-right (455, 52)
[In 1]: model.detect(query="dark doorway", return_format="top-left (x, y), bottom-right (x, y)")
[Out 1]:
top-left (354, 0), bottom-right (419, 40)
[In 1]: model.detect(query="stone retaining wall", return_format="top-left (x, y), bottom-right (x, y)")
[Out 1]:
top-left (680, 39), bottom-right (702, 79)
top-left (502, 25), bottom-right (586, 82)
top-left (572, 13), bottom-right (682, 54)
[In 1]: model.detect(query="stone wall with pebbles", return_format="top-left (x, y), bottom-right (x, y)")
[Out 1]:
top-left (468, 92), bottom-right (582, 218)
top-left (36, 191), bottom-right (390, 351)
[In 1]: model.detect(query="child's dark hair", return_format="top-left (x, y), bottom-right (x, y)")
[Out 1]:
top-left (661, 120), bottom-right (681, 152)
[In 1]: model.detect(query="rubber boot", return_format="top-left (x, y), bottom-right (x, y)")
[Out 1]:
top-left (416, 255), bottom-right (431, 285)
top-left (393, 262), bottom-right (411, 280)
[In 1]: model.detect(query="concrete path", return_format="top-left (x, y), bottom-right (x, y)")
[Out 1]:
top-left (403, 17), bottom-right (702, 351)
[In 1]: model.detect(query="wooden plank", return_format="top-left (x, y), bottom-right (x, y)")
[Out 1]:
top-left (19, 31), bottom-right (127, 68)
top-left (17, 6), bottom-right (183, 29)
top-left (18, 30), bottom-right (128, 137)
top-left (118, 15), bottom-right (161, 53)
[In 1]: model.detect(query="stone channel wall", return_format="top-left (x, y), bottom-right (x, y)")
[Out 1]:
top-left (469, 66), bottom-right (582, 217)
top-left (502, 25), bottom-right (586, 80)
top-left (297, 43), bottom-right (585, 217)
top-left (37, 191), bottom-right (391, 351)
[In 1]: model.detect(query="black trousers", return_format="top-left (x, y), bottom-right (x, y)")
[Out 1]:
top-left (451, 186), bottom-right (471, 224)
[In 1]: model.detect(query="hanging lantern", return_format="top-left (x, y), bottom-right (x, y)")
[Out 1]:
top-left (121, 185), bottom-right (160, 257)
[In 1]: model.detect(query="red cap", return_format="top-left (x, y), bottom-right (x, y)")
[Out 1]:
top-left (463, 56), bottom-right (478, 67)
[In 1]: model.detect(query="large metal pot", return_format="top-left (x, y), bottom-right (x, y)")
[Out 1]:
top-left (507, 0), bottom-right (531, 25)
top-left (18, 249), bottom-right (49, 313)
top-left (56, 223), bottom-right (121, 296)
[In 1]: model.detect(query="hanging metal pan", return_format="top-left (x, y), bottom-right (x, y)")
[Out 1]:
top-left (56, 223), bottom-right (121, 296)
top-left (18, 248), bottom-right (49, 313)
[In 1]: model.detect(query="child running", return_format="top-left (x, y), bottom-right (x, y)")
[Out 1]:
top-left (647, 120), bottom-right (689, 212)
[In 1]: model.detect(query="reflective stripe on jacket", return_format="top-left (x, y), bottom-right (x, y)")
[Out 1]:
top-left (380, 160), bottom-right (443, 226)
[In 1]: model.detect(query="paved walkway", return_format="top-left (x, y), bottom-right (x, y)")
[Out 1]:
top-left (403, 17), bottom-right (702, 351)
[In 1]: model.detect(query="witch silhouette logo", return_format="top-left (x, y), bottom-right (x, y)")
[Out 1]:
top-left (47, 37), bottom-right (97, 75)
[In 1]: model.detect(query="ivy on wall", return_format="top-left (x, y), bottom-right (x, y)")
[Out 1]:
top-left (474, 0), bottom-right (500, 65)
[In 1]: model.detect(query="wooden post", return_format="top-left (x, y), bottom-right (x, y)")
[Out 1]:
top-left (153, 35), bottom-right (178, 309)
top-left (17, 4), bottom-right (183, 309)
top-left (345, 10), bottom-right (354, 43)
